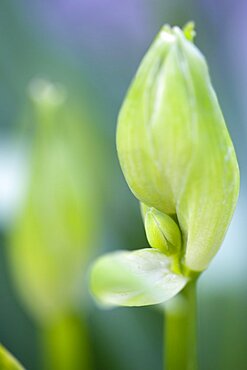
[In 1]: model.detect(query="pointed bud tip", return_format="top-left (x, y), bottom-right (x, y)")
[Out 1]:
top-left (28, 78), bottom-right (67, 107)
top-left (159, 22), bottom-right (196, 44)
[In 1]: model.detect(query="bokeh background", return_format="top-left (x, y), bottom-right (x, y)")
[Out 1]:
top-left (0, 1), bottom-right (246, 369)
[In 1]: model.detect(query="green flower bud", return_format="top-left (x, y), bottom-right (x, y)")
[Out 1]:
top-left (141, 203), bottom-right (181, 255)
top-left (8, 79), bottom-right (102, 322)
top-left (117, 24), bottom-right (239, 272)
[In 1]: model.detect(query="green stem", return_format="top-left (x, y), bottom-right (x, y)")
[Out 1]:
top-left (164, 281), bottom-right (198, 370)
top-left (42, 312), bottom-right (92, 370)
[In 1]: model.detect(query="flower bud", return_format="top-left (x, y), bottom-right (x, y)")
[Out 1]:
top-left (141, 204), bottom-right (181, 255)
top-left (8, 79), bottom-right (102, 322)
top-left (117, 24), bottom-right (239, 272)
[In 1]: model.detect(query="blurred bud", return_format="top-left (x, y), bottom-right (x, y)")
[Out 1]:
top-left (8, 78), bottom-right (101, 322)
top-left (141, 204), bottom-right (181, 255)
top-left (117, 24), bottom-right (239, 272)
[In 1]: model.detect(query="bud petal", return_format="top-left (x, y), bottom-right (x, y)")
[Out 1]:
top-left (90, 248), bottom-right (188, 307)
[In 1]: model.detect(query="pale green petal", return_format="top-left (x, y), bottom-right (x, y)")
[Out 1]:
top-left (117, 27), bottom-right (177, 214)
top-left (0, 345), bottom-right (25, 370)
top-left (90, 248), bottom-right (188, 307)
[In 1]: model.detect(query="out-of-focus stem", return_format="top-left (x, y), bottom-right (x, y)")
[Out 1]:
top-left (42, 312), bottom-right (92, 370)
top-left (164, 281), bottom-right (198, 370)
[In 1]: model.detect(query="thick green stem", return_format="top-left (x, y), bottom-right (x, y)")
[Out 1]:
top-left (42, 312), bottom-right (92, 370)
top-left (164, 281), bottom-right (198, 370)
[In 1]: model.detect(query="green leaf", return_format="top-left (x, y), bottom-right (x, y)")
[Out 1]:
top-left (90, 248), bottom-right (188, 307)
top-left (0, 345), bottom-right (25, 370)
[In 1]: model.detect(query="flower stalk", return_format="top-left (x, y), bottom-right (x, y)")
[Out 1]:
top-left (42, 312), bottom-right (92, 370)
top-left (165, 281), bottom-right (197, 370)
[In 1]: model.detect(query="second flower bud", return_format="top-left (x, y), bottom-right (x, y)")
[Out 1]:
top-left (142, 204), bottom-right (181, 256)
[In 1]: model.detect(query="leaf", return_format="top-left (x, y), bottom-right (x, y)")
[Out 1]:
top-left (90, 248), bottom-right (188, 307)
top-left (0, 345), bottom-right (25, 370)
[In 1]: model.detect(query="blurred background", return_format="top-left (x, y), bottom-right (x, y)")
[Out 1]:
top-left (0, 0), bottom-right (246, 369)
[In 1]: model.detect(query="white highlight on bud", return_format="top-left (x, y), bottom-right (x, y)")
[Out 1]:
top-left (28, 78), bottom-right (67, 106)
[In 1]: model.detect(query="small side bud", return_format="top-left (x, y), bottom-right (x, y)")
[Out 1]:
top-left (143, 205), bottom-right (181, 256)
